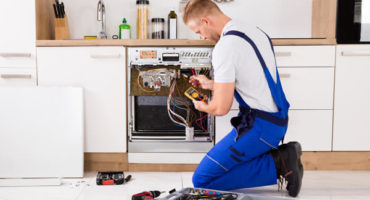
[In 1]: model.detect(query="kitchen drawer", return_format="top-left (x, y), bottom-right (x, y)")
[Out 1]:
top-left (284, 110), bottom-right (333, 151)
top-left (215, 110), bottom-right (238, 143)
top-left (279, 67), bottom-right (334, 109)
top-left (0, 53), bottom-right (36, 68)
top-left (231, 68), bottom-right (334, 110)
top-left (274, 46), bottom-right (335, 67)
top-left (0, 68), bottom-right (36, 86)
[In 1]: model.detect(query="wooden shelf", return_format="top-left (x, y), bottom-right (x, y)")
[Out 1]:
top-left (36, 38), bottom-right (336, 47)
top-left (36, 39), bottom-right (215, 47)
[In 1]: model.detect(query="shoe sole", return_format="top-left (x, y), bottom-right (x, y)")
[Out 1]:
top-left (286, 142), bottom-right (303, 197)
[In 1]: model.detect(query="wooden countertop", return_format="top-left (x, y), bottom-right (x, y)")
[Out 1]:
top-left (36, 38), bottom-right (337, 47)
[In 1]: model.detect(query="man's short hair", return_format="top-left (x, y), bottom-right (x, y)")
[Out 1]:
top-left (182, 0), bottom-right (222, 24)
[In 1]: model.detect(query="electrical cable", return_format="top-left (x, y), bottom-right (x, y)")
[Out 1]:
top-left (167, 80), bottom-right (188, 127)
top-left (137, 72), bottom-right (156, 93)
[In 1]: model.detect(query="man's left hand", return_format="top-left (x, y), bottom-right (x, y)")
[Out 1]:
top-left (193, 100), bottom-right (208, 112)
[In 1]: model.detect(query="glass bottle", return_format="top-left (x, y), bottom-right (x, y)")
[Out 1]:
top-left (137, 0), bottom-right (149, 39)
top-left (151, 18), bottom-right (165, 39)
top-left (168, 9), bottom-right (177, 39)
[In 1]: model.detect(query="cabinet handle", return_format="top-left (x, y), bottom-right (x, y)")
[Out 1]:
top-left (341, 51), bottom-right (370, 57)
top-left (90, 54), bottom-right (122, 59)
top-left (0, 74), bottom-right (32, 79)
top-left (275, 52), bottom-right (292, 57)
top-left (279, 73), bottom-right (291, 78)
top-left (0, 53), bottom-right (32, 58)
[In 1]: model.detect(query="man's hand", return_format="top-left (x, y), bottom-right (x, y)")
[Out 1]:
top-left (191, 82), bottom-right (235, 116)
top-left (192, 100), bottom-right (208, 112)
top-left (189, 75), bottom-right (214, 90)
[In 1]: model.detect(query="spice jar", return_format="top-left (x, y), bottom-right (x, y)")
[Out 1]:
top-left (151, 18), bottom-right (165, 39)
top-left (137, 0), bottom-right (149, 39)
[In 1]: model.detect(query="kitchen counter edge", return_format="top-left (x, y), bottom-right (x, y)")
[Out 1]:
top-left (36, 39), bottom-right (337, 47)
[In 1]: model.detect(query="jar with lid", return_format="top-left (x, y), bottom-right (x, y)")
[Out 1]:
top-left (151, 18), bottom-right (165, 39)
top-left (137, 0), bottom-right (149, 39)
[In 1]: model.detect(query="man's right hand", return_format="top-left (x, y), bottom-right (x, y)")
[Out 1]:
top-left (189, 75), bottom-right (214, 90)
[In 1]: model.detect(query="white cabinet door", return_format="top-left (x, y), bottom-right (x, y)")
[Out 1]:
top-left (37, 47), bottom-right (126, 152)
top-left (284, 110), bottom-right (333, 151)
top-left (278, 68), bottom-right (334, 110)
top-left (0, 87), bottom-right (83, 178)
top-left (215, 110), bottom-right (238, 143)
top-left (0, 0), bottom-right (36, 69)
top-left (333, 45), bottom-right (370, 151)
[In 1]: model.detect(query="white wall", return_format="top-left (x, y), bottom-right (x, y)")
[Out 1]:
top-left (62, 0), bottom-right (312, 40)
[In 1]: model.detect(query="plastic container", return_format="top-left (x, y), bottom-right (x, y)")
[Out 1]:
top-left (151, 18), bottom-right (165, 39)
top-left (137, 0), bottom-right (149, 39)
top-left (119, 18), bottom-right (131, 39)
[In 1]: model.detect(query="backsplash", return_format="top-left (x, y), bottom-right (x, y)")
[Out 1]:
top-left (61, 0), bottom-right (312, 40)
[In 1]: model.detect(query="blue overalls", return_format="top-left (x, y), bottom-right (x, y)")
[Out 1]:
top-left (192, 30), bottom-right (290, 190)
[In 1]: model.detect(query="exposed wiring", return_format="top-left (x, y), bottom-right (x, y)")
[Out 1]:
top-left (168, 80), bottom-right (188, 127)
top-left (195, 113), bottom-right (208, 133)
top-left (137, 72), bottom-right (156, 93)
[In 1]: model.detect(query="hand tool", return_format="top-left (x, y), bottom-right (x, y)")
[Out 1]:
top-left (96, 171), bottom-right (132, 185)
top-left (132, 190), bottom-right (163, 200)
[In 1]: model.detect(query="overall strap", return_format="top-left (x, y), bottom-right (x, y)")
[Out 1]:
top-left (224, 30), bottom-right (289, 116)
top-left (224, 30), bottom-right (289, 128)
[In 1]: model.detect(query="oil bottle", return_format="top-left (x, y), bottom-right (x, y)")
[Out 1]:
top-left (168, 9), bottom-right (177, 39)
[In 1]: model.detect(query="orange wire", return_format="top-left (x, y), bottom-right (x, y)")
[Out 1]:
top-left (137, 74), bottom-right (156, 93)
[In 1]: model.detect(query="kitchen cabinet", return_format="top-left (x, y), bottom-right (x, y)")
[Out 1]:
top-left (37, 47), bottom-right (126, 152)
top-left (283, 110), bottom-right (333, 151)
top-left (0, 0), bottom-right (36, 86)
top-left (0, 0), bottom-right (36, 55)
top-left (277, 46), bottom-right (335, 151)
top-left (333, 45), bottom-right (370, 151)
top-left (216, 46), bottom-right (335, 151)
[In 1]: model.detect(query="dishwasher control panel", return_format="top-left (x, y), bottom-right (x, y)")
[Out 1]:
top-left (128, 47), bottom-right (213, 67)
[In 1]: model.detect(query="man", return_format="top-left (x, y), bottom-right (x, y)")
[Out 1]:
top-left (182, 0), bottom-right (304, 197)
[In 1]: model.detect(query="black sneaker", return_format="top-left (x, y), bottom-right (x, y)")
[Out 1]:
top-left (270, 142), bottom-right (304, 197)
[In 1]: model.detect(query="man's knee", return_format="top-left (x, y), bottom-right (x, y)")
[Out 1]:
top-left (192, 170), bottom-right (208, 188)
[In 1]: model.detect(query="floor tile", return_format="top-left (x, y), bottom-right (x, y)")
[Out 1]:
top-left (77, 172), bottom-right (183, 200)
top-left (0, 171), bottom-right (370, 200)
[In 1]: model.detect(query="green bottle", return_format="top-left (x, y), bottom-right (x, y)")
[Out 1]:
top-left (119, 18), bottom-right (131, 39)
top-left (168, 9), bottom-right (177, 39)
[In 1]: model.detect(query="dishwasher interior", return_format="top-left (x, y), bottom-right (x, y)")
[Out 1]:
top-left (127, 47), bottom-right (215, 153)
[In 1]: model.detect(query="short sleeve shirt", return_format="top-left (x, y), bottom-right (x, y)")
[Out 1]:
top-left (212, 20), bottom-right (278, 112)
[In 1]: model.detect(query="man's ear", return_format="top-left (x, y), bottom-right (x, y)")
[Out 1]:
top-left (200, 16), bottom-right (210, 26)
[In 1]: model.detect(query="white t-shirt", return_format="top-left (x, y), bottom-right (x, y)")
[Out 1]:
top-left (212, 20), bottom-right (278, 112)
